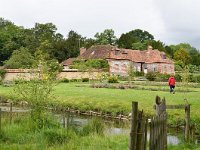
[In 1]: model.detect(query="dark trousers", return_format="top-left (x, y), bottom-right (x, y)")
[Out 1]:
top-left (170, 85), bottom-right (175, 93)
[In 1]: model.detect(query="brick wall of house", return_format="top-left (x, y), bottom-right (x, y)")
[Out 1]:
top-left (146, 63), bottom-right (174, 74)
top-left (108, 60), bottom-right (175, 76)
top-left (108, 59), bottom-right (130, 76)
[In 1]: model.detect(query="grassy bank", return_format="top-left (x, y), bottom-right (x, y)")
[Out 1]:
top-left (0, 113), bottom-right (128, 150)
top-left (0, 113), bottom-right (199, 150)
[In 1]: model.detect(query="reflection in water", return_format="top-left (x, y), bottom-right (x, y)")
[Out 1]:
top-left (57, 113), bottom-right (181, 145)
top-left (167, 135), bottom-right (180, 145)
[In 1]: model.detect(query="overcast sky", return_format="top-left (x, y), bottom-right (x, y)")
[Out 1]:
top-left (1, 0), bottom-right (200, 49)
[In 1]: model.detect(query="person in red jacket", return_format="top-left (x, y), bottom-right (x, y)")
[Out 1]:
top-left (168, 74), bottom-right (176, 94)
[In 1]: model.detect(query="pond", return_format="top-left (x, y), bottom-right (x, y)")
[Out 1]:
top-left (55, 112), bottom-right (182, 145)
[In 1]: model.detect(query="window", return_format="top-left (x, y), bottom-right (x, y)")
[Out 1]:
top-left (115, 50), bottom-right (120, 55)
top-left (161, 54), bottom-right (166, 59)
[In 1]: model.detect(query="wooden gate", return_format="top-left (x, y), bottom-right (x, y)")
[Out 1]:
top-left (149, 113), bottom-right (167, 150)
top-left (129, 102), bottom-right (148, 150)
top-left (129, 101), bottom-right (167, 150)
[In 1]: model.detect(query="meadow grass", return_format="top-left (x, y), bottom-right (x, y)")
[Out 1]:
top-left (0, 113), bottom-right (199, 150)
top-left (0, 82), bottom-right (200, 121)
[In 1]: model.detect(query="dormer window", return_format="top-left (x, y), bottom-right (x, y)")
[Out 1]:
top-left (161, 54), bottom-right (166, 59)
top-left (115, 49), bottom-right (120, 55)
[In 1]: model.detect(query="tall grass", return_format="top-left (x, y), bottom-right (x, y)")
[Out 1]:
top-left (0, 113), bottom-right (129, 150)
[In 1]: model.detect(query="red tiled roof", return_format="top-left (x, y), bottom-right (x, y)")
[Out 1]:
top-left (71, 45), bottom-right (173, 64)
top-left (78, 45), bottom-right (115, 59)
top-left (61, 58), bottom-right (76, 66)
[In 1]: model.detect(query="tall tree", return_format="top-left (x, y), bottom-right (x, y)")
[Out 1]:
top-left (118, 29), bottom-right (154, 49)
top-left (174, 48), bottom-right (191, 65)
top-left (0, 18), bottom-right (25, 65)
top-left (65, 30), bottom-right (83, 58)
top-left (94, 29), bottom-right (117, 45)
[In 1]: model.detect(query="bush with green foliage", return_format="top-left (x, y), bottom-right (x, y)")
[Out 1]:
top-left (70, 79), bottom-right (79, 82)
top-left (134, 71), bottom-right (144, 77)
top-left (196, 75), bottom-right (200, 83)
top-left (155, 73), bottom-right (170, 82)
top-left (145, 72), bottom-right (157, 81)
top-left (82, 78), bottom-right (89, 82)
top-left (108, 76), bottom-right (118, 83)
top-left (70, 59), bottom-right (109, 70)
top-left (60, 78), bottom-right (70, 83)
top-left (0, 69), bottom-right (6, 84)
top-left (174, 73), bottom-right (182, 82)
top-left (4, 47), bottom-right (35, 69)
top-left (189, 75), bottom-right (200, 83)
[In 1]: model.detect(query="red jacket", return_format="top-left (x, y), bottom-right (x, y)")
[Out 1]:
top-left (168, 77), bottom-right (175, 86)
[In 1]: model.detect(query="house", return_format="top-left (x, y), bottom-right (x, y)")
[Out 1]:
top-left (63, 45), bottom-right (174, 76)
top-left (61, 58), bottom-right (76, 70)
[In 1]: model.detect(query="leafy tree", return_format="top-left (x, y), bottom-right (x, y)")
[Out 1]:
top-left (82, 38), bottom-right (96, 49)
top-left (131, 42), bottom-right (145, 50)
top-left (189, 49), bottom-right (200, 65)
top-left (0, 18), bottom-right (25, 65)
top-left (144, 40), bottom-right (165, 51)
top-left (13, 54), bottom-right (59, 129)
top-left (165, 46), bottom-right (174, 58)
top-left (174, 48), bottom-right (191, 66)
top-left (34, 41), bottom-right (61, 80)
top-left (169, 43), bottom-right (200, 65)
top-left (118, 29), bottom-right (154, 49)
top-left (65, 30), bottom-right (83, 58)
top-left (4, 47), bottom-right (35, 69)
top-left (94, 29), bottom-right (117, 45)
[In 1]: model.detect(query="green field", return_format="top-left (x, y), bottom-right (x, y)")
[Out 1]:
top-left (0, 81), bottom-right (200, 121)
top-left (0, 81), bottom-right (200, 149)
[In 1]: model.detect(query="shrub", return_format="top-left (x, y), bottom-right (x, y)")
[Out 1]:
top-left (0, 69), bottom-right (6, 79)
top-left (134, 71), bottom-right (144, 77)
top-left (196, 75), bottom-right (200, 83)
top-left (70, 79), bottom-right (79, 82)
top-left (145, 72), bottom-right (157, 81)
top-left (60, 78), bottom-right (69, 83)
top-left (191, 75), bottom-right (200, 83)
top-left (175, 73), bottom-right (182, 82)
top-left (108, 76), bottom-right (118, 83)
top-left (155, 73), bottom-right (170, 82)
top-left (82, 78), bottom-right (89, 82)
top-left (189, 74), bottom-right (195, 82)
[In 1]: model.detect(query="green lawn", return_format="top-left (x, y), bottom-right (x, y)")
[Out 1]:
top-left (0, 82), bottom-right (199, 120)
top-left (0, 82), bottom-right (200, 150)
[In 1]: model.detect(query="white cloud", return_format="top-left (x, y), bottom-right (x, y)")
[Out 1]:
top-left (0, 0), bottom-right (200, 48)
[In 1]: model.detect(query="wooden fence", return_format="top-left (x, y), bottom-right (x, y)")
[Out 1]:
top-left (129, 97), bottom-right (192, 150)
top-left (129, 101), bottom-right (167, 150)
top-left (149, 113), bottom-right (167, 150)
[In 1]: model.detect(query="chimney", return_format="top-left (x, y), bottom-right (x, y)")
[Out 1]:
top-left (147, 45), bottom-right (153, 51)
top-left (80, 47), bottom-right (86, 55)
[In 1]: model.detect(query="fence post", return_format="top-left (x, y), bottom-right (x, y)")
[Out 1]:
top-left (10, 102), bottom-right (12, 124)
top-left (0, 108), bottom-right (1, 132)
top-left (136, 111), bottom-right (145, 150)
top-left (163, 113), bottom-right (167, 150)
top-left (62, 110), bottom-right (66, 128)
top-left (185, 104), bottom-right (190, 141)
top-left (144, 118), bottom-right (148, 150)
top-left (129, 101), bottom-right (138, 150)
